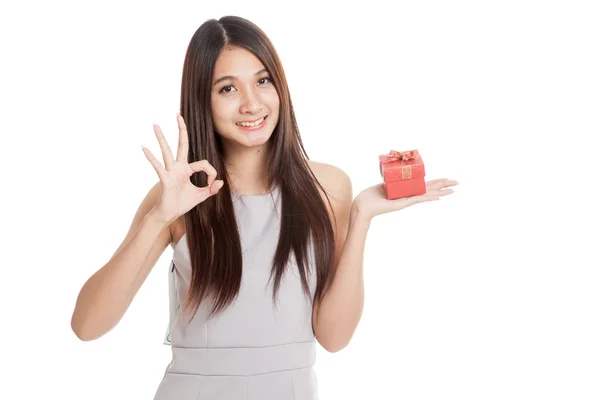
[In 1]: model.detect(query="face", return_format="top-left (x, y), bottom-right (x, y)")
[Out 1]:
top-left (211, 45), bottom-right (280, 150)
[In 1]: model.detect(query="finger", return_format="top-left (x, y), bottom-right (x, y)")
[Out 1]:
top-left (175, 113), bottom-right (189, 163)
top-left (189, 160), bottom-right (218, 186)
top-left (411, 192), bottom-right (440, 203)
top-left (153, 124), bottom-right (176, 170)
top-left (141, 146), bottom-right (167, 181)
top-left (425, 178), bottom-right (447, 186)
top-left (209, 180), bottom-right (224, 195)
top-left (421, 187), bottom-right (455, 201)
top-left (426, 178), bottom-right (459, 190)
top-left (195, 180), bottom-right (223, 202)
top-left (394, 195), bottom-right (424, 207)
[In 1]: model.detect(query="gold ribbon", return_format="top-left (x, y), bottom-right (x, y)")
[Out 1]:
top-left (379, 149), bottom-right (419, 180)
top-left (380, 149), bottom-right (418, 163)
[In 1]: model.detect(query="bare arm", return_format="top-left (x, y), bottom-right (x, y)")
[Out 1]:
top-left (70, 182), bottom-right (172, 341)
top-left (71, 115), bottom-right (224, 341)
top-left (310, 164), bottom-right (360, 352)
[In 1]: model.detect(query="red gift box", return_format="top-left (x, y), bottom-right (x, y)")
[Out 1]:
top-left (378, 149), bottom-right (426, 200)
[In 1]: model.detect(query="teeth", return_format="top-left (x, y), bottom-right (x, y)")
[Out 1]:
top-left (237, 116), bottom-right (265, 127)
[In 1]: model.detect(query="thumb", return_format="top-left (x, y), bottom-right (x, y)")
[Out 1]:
top-left (208, 179), bottom-right (224, 196)
top-left (195, 179), bottom-right (223, 204)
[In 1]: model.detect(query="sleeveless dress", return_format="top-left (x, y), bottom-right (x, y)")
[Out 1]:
top-left (153, 186), bottom-right (320, 400)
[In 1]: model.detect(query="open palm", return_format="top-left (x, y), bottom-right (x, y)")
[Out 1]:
top-left (353, 178), bottom-right (459, 220)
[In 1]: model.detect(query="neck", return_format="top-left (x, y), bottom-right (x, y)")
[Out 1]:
top-left (223, 141), bottom-right (272, 195)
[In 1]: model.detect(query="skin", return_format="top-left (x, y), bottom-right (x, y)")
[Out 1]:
top-left (166, 44), bottom-right (459, 352)
top-left (210, 44), bottom-right (280, 195)
top-left (74, 44), bottom-right (459, 344)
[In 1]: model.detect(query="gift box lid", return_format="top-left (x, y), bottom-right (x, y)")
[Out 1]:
top-left (379, 149), bottom-right (426, 181)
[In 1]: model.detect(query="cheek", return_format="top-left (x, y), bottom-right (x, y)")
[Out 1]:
top-left (211, 97), bottom-right (234, 122)
top-left (266, 92), bottom-right (280, 115)
top-left (210, 101), bottom-right (230, 135)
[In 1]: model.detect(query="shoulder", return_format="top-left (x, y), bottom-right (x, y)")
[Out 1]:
top-left (306, 160), bottom-right (353, 229)
top-left (307, 160), bottom-right (353, 203)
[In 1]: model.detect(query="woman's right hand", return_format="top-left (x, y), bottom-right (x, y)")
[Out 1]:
top-left (141, 113), bottom-right (224, 225)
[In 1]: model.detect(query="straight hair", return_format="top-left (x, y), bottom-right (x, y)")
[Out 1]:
top-left (178, 16), bottom-right (336, 326)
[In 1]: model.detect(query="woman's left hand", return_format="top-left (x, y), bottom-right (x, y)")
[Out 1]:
top-left (352, 178), bottom-right (459, 220)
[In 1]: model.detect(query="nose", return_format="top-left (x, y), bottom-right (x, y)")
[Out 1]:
top-left (239, 87), bottom-right (263, 115)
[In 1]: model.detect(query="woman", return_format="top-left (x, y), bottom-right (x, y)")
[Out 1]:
top-left (70, 16), bottom-right (458, 399)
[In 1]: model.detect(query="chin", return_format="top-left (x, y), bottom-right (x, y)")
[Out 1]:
top-left (219, 131), bottom-right (270, 150)
top-left (234, 123), bottom-right (276, 147)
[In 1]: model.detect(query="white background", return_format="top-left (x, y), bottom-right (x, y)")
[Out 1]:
top-left (1, 0), bottom-right (599, 399)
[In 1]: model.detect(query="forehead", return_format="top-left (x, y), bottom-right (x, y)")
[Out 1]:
top-left (213, 45), bottom-right (266, 76)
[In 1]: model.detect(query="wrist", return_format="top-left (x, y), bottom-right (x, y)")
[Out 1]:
top-left (146, 208), bottom-right (173, 228)
top-left (350, 201), bottom-right (373, 225)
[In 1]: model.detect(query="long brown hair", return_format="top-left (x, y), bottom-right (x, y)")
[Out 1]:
top-left (179, 16), bottom-right (336, 324)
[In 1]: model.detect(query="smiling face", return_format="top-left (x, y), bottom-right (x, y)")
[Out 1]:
top-left (210, 45), bottom-right (280, 151)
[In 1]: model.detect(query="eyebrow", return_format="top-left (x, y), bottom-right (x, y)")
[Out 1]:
top-left (212, 68), bottom-right (269, 87)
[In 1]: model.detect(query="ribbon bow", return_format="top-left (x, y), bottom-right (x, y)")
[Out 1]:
top-left (380, 149), bottom-right (418, 163)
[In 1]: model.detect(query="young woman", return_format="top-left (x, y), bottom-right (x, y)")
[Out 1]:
top-left (70, 15), bottom-right (458, 400)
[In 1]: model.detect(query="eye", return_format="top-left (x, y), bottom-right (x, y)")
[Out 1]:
top-left (219, 85), bottom-right (237, 94)
top-left (218, 77), bottom-right (272, 94)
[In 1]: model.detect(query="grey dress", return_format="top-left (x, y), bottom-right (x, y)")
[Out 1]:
top-left (153, 186), bottom-right (319, 400)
